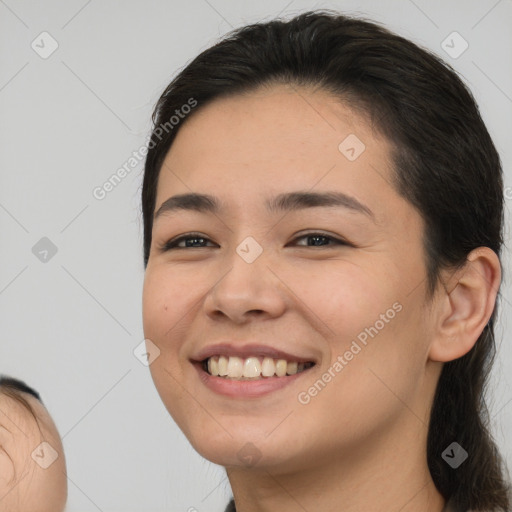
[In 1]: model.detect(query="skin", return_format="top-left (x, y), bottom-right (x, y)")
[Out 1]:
top-left (142, 84), bottom-right (501, 512)
top-left (0, 392), bottom-right (67, 512)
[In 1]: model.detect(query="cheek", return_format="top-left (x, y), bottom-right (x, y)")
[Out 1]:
top-left (280, 261), bottom-right (394, 346)
top-left (142, 265), bottom-right (199, 343)
top-left (289, 262), bottom-right (422, 393)
top-left (142, 265), bottom-right (205, 415)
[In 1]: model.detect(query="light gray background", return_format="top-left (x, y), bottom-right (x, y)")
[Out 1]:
top-left (1, 1), bottom-right (511, 511)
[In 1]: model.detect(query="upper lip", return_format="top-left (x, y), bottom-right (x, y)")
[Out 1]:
top-left (191, 343), bottom-right (317, 364)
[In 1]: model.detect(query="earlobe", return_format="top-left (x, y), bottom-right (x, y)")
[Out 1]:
top-left (428, 247), bottom-right (501, 362)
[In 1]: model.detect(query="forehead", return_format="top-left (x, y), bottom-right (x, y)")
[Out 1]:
top-left (0, 392), bottom-right (64, 481)
top-left (0, 393), bottom-right (57, 445)
top-left (155, 84), bottom-right (402, 225)
top-left (165, 83), bottom-right (384, 169)
top-left (0, 392), bottom-right (67, 511)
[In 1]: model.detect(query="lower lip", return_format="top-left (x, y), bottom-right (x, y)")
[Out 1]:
top-left (192, 361), bottom-right (314, 398)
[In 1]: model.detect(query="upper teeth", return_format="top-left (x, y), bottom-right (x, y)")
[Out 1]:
top-left (206, 356), bottom-right (312, 379)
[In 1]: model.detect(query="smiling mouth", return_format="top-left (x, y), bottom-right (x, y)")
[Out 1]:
top-left (202, 355), bottom-right (316, 380)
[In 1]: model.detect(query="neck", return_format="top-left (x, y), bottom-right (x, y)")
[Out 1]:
top-left (225, 410), bottom-right (446, 512)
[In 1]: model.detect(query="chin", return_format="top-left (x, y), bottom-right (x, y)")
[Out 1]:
top-left (184, 421), bottom-right (302, 471)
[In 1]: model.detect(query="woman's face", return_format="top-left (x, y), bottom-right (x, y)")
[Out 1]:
top-left (142, 84), bottom-right (442, 472)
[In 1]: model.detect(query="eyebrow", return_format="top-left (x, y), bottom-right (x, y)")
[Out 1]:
top-left (154, 191), bottom-right (374, 220)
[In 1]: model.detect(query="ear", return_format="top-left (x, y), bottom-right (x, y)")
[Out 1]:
top-left (428, 247), bottom-right (501, 362)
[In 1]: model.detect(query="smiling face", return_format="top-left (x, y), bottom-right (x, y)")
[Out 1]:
top-left (142, 84), bottom-right (443, 473)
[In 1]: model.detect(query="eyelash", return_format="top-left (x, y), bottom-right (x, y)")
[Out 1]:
top-left (159, 231), bottom-right (350, 251)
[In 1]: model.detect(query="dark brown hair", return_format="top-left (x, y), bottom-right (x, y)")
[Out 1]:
top-left (141, 10), bottom-right (510, 510)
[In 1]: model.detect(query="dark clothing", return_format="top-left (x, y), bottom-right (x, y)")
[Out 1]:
top-left (224, 496), bottom-right (461, 511)
top-left (224, 499), bottom-right (235, 512)
top-left (443, 497), bottom-right (460, 512)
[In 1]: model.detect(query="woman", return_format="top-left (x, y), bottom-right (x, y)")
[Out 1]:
top-left (0, 376), bottom-right (67, 511)
top-left (140, 10), bottom-right (511, 512)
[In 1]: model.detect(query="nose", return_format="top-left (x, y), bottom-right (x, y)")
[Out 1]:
top-left (203, 247), bottom-right (287, 324)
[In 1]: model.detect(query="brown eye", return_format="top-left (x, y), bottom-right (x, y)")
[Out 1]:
top-left (291, 232), bottom-right (349, 247)
top-left (160, 233), bottom-right (217, 251)
top-left (159, 231), bottom-right (350, 252)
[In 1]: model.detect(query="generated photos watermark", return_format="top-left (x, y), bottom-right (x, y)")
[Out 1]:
top-left (92, 98), bottom-right (197, 200)
top-left (297, 301), bottom-right (403, 404)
